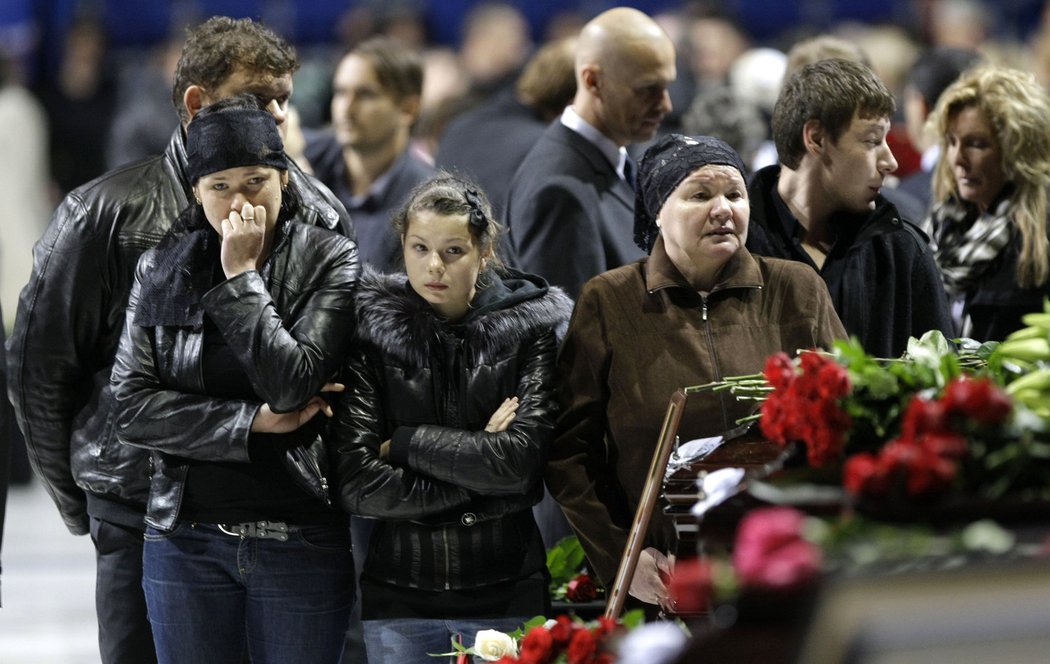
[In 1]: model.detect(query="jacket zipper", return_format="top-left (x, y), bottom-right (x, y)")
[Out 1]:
top-left (699, 293), bottom-right (731, 433)
top-left (442, 527), bottom-right (452, 590)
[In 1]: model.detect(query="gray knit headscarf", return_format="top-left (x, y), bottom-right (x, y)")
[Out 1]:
top-left (633, 134), bottom-right (747, 252)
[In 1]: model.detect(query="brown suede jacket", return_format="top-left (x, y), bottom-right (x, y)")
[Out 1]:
top-left (545, 235), bottom-right (847, 585)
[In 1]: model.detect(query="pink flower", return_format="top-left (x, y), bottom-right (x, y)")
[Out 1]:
top-left (732, 507), bottom-right (822, 590)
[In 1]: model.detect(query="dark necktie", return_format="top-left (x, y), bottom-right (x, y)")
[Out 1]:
top-left (623, 154), bottom-right (637, 191)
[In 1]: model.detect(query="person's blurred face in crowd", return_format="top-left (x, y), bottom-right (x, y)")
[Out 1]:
top-left (331, 53), bottom-right (407, 153)
top-left (945, 104), bottom-right (1005, 213)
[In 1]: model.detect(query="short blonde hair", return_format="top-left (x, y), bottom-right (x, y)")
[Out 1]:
top-left (929, 65), bottom-right (1050, 288)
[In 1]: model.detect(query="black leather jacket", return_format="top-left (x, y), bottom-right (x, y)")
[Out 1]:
top-left (111, 221), bottom-right (359, 532)
top-left (330, 269), bottom-right (572, 591)
top-left (6, 128), bottom-right (353, 535)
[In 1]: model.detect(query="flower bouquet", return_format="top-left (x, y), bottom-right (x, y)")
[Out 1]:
top-left (695, 323), bottom-right (1050, 511)
top-left (437, 610), bottom-right (646, 664)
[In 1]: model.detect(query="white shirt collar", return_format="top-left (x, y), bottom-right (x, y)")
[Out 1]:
top-left (560, 106), bottom-right (629, 179)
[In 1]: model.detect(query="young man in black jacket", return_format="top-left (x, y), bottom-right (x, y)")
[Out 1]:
top-left (6, 17), bottom-right (354, 664)
top-left (745, 58), bottom-right (953, 357)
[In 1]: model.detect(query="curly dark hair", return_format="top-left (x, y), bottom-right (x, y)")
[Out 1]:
top-left (171, 16), bottom-right (298, 124)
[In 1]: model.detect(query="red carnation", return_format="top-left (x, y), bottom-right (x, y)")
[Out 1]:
top-left (944, 377), bottom-right (1012, 425)
top-left (902, 397), bottom-right (948, 438)
top-left (763, 352), bottom-right (796, 390)
top-left (920, 431), bottom-right (968, 459)
top-left (566, 629), bottom-right (598, 664)
top-left (519, 626), bottom-right (554, 664)
top-left (817, 360), bottom-right (851, 400)
top-left (548, 615), bottom-right (574, 647)
top-left (844, 452), bottom-right (890, 495)
top-left (667, 557), bottom-right (714, 614)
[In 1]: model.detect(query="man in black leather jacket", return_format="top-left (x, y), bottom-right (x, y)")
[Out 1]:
top-left (6, 17), bottom-right (353, 664)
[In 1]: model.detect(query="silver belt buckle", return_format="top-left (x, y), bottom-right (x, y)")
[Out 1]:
top-left (217, 520), bottom-right (290, 542)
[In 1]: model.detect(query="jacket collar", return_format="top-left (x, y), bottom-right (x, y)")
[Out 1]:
top-left (354, 268), bottom-right (572, 368)
top-left (644, 234), bottom-right (763, 295)
top-left (547, 122), bottom-right (634, 208)
top-left (165, 127), bottom-right (193, 200)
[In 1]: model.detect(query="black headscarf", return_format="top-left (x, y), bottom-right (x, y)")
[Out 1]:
top-left (185, 107), bottom-right (287, 183)
top-left (633, 134), bottom-right (747, 252)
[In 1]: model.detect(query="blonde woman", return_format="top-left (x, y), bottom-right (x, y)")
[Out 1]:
top-left (926, 65), bottom-right (1050, 340)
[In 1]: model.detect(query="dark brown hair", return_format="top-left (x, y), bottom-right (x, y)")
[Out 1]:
top-left (772, 58), bottom-right (895, 169)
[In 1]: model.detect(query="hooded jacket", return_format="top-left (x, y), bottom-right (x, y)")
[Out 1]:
top-left (6, 128), bottom-right (353, 535)
top-left (330, 268), bottom-right (572, 592)
top-left (110, 220), bottom-right (359, 532)
top-left (545, 236), bottom-right (847, 586)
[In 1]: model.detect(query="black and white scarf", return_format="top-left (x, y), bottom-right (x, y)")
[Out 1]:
top-left (928, 190), bottom-right (1015, 297)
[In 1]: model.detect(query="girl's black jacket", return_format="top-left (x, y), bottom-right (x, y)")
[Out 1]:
top-left (331, 268), bottom-right (572, 591)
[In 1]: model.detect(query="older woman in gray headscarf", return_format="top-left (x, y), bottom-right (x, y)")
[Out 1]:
top-left (545, 134), bottom-right (846, 610)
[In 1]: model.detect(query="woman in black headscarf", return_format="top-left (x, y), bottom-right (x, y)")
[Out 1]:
top-left (545, 134), bottom-right (847, 612)
top-left (110, 94), bottom-right (359, 663)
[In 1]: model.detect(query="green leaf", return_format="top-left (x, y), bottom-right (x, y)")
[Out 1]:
top-left (621, 609), bottom-right (647, 630)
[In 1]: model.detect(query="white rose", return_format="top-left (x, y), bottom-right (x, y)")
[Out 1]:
top-left (473, 629), bottom-right (518, 662)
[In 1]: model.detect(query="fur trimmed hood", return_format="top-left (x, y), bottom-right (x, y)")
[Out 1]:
top-left (354, 267), bottom-right (573, 368)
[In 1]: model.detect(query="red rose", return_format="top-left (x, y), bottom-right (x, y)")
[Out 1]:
top-left (566, 628), bottom-right (598, 664)
top-left (519, 627), bottom-right (554, 664)
top-left (667, 557), bottom-right (714, 614)
top-left (732, 507), bottom-right (822, 590)
top-left (565, 574), bottom-right (599, 603)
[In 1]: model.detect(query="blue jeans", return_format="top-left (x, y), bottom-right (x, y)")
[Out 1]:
top-left (363, 617), bottom-right (528, 664)
top-left (143, 521), bottom-right (354, 664)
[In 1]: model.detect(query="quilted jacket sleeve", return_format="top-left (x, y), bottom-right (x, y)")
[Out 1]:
top-left (328, 348), bottom-right (473, 519)
top-left (393, 329), bottom-right (558, 496)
